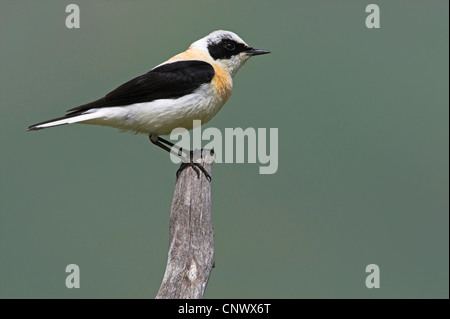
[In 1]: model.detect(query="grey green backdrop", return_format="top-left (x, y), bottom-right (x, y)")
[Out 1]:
top-left (0, 1), bottom-right (448, 298)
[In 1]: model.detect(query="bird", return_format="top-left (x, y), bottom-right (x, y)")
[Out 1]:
top-left (27, 30), bottom-right (270, 180)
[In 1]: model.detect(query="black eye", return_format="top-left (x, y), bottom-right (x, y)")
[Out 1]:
top-left (223, 42), bottom-right (235, 50)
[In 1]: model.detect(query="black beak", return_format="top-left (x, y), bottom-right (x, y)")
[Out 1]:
top-left (246, 48), bottom-right (271, 56)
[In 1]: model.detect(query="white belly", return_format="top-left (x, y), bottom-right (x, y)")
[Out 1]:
top-left (82, 83), bottom-right (228, 135)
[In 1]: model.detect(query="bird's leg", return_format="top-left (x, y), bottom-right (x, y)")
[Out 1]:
top-left (148, 135), bottom-right (212, 182)
top-left (149, 135), bottom-right (187, 158)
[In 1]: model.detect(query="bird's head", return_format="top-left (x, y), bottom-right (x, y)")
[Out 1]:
top-left (190, 30), bottom-right (270, 77)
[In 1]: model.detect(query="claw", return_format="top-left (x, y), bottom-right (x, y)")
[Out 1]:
top-left (149, 137), bottom-right (212, 182)
top-left (176, 150), bottom-right (212, 182)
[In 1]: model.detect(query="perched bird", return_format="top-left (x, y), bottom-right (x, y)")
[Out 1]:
top-left (27, 30), bottom-right (270, 180)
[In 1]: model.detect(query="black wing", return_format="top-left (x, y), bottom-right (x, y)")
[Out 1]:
top-left (67, 60), bottom-right (215, 115)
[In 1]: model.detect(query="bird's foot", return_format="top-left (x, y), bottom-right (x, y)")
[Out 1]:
top-left (176, 149), bottom-right (213, 182)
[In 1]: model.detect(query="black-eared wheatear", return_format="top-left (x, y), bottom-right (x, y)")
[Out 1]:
top-left (28, 30), bottom-right (270, 180)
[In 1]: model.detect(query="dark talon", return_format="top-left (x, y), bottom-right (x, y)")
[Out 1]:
top-left (176, 163), bottom-right (212, 182)
top-left (176, 162), bottom-right (211, 181)
top-left (149, 136), bottom-right (212, 182)
top-left (191, 163), bottom-right (201, 178)
top-left (175, 150), bottom-right (212, 182)
top-left (176, 163), bottom-right (188, 179)
top-left (193, 163), bottom-right (212, 182)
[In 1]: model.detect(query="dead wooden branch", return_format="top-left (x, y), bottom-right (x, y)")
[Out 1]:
top-left (156, 150), bottom-right (215, 299)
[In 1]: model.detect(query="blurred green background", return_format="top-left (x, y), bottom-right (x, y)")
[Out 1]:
top-left (0, 1), bottom-right (448, 298)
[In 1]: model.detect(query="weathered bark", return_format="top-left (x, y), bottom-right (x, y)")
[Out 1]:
top-left (156, 151), bottom-right (215, 299)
